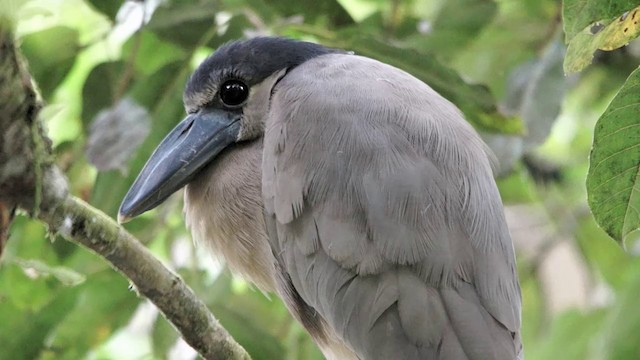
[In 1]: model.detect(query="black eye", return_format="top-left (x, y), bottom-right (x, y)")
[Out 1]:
top-left (219, 80), bottom-right (248, 106)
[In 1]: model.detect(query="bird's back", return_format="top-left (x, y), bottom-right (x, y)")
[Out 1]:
top-left (262, 53), bottom-right (522, 360)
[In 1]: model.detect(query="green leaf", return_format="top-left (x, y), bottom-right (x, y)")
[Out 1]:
top-left (564, 5), bottom-right (640, 73)
top-left (496, 165), bottom-right (537, 203)
top-left (0, 286), bottom-right (79, 360)
top-left (20, 26), bottom-right (80, 99)
top-left (595, 269), bottom-right (640, 359)
top-left (47, 271), bottom-right (139, 360)
top-left (258, 0), bottom-right (353, 27)
top-left (81, 61), bottom-right (127, 129)
top-left (562, 0), bottom-right (640, 42)
top-left (587, 66), bottom-right (640, 244)
top-left (147, 0), bottom-right (220, 49)
top-left (122, 31), bottom-right (187, 76)
top-left (85, 0), bottom-right (122, 20)
top-left (526, 309), bottom-right (606, 360)
top-left (206, 278), bottom-right (294, 359)
top-left (575, 215), bottom-right (632, 289)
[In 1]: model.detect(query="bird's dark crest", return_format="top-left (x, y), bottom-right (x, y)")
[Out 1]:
top-left (185, 37), bottom-right (344, 95)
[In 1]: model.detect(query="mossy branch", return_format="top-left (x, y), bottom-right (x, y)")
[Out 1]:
top-left (0, 20), bottom-right (250, 360)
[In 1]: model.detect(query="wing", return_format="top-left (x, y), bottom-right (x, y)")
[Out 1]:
top-left (263, 54), bottom-right (522, 360)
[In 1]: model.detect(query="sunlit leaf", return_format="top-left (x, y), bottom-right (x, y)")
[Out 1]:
top-left (587, 66), bottom-right (640, 244)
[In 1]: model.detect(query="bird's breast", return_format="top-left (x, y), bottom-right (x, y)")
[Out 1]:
top-left (183, 139), bottom-right (276, 292)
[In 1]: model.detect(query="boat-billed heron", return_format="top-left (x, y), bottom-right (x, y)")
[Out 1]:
top-left (119, 37), bottom-right (522, 360)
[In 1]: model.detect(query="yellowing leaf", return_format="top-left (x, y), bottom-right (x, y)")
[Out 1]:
top-left (564, 5), bottom-right (640, 73)
top-left (599, 7), bottom-right (640, 50)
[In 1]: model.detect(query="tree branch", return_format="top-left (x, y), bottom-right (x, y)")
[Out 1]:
top-left (0, 20), bottom-right (250, 360)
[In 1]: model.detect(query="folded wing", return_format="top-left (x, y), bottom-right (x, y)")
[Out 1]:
top-left (263, 54), bottom-right (522, 360)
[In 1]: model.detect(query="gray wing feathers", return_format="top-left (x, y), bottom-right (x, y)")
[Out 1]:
top-left (263, 54), bottom-right (521, 359)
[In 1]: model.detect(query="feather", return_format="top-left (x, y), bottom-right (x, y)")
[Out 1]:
top-left (263, 53), bottom-right (522, 359)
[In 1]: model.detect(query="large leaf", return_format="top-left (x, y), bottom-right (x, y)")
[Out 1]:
top-left (20, 26), bottom-right (80, 99)
top-left (564, 5), bottom-right (640, 73)
top-left (587, 67), bottom-right (640, 244)
top-left (563, 0), bottom-right (640, 42)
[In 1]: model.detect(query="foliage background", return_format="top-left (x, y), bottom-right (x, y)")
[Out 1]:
top-left (2, 0), bottom-right (640, 359)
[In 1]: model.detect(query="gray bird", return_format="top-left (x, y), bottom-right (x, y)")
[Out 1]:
top-left (119, 37), bottom-right (522, 360)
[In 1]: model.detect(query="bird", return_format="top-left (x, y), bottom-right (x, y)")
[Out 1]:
top-left (118, 37), bottom-right (522, 360)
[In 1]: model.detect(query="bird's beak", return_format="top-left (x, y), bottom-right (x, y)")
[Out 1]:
top-left (118, 108), bottom-right (241, 223)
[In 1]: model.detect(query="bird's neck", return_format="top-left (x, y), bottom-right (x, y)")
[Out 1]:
top-left (183, 139), bottom-right (276, 292)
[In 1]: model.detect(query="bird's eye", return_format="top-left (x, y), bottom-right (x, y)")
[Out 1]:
top-left (219, 80), bottom-right (248, 107)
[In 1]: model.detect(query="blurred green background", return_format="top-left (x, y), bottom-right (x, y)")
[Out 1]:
top-left (2, 0), bottom-right (640, 359)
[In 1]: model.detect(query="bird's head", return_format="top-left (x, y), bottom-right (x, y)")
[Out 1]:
top-left (118, 37), bottom-right (340, 223)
